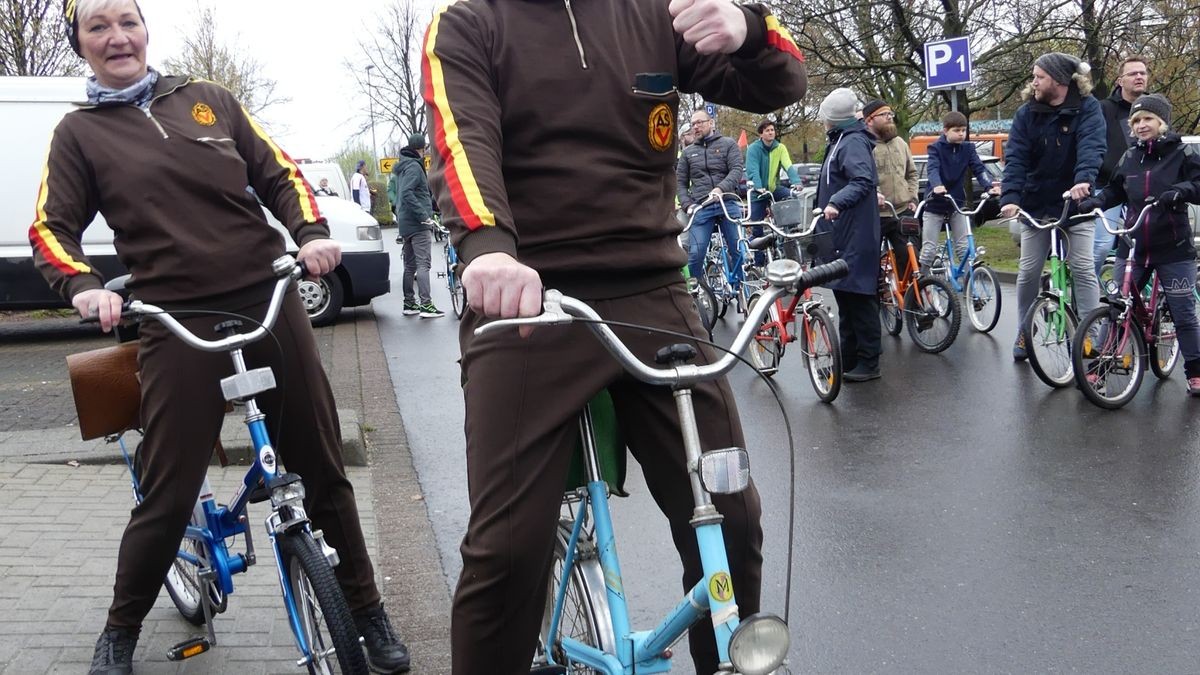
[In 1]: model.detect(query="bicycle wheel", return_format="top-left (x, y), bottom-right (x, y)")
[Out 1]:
top-left (747, 293), bottom-right (782, 375)
top-left (966, 265), bottom-right (1002, 333)
top-left (903, 276), bottom-right (961, 353)
top-left (879, 291), bottom-right (902, 336)
top-left (164, 508), bottom-right (227, 626)
top-left (801, 306), bottom-right (841, 403)
top-left (1073, 307), bottom-right (1146, 409)
top-left (739, 266), bottom-right (766, 319)
top-left (704, 260), bottom-right (729, 319)
top-left (1150, 300), bottom-right (1179, 379)
top-left (1025, 295), bottom-right (1077, 388)
top-left (277, 531), bottom-right (369, 674)
top-left (691, 282), bottom-right (717, 341)
top-left (449, 273), bottom-right (466, 320)
top-left (536, 520), bottom-right (613, 673)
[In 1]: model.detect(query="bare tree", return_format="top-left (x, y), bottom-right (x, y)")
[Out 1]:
top-left (349, 0), bottom-right (428, 151)
top-left (161, 3), bottom-right (288, 118)
top-left (0, 0), bottom-right (83, 76)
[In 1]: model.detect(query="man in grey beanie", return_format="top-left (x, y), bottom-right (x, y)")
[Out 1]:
top-left (391, 133), bottom-right (443, 317)
top-left (1001, 51), bottom-right (1106, 361)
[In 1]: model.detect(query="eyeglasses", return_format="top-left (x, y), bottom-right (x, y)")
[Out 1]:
top-left (870, 112), bottom-right (896, 120)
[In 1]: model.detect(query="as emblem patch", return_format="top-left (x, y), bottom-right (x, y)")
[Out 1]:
top-left (648, 103), bottom-right (674, 152)
top-left (192, 102), bottom-right (217, 127)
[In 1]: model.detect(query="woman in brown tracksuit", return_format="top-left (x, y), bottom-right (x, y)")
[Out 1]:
top-left (30, 1), bottom-right (408, 673)
top-left (424, 0), bottom-right (808, 672)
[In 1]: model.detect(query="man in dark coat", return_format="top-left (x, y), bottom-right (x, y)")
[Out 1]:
top-left (1092, 55), bottom-right (1150, 277)
top-left (391, 133), bottom-right (442, 318)
top-left (816, 87), bottom-right (882, 381)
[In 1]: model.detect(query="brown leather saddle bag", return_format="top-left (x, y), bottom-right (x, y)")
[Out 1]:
top-left (66, 342), bottom-right (141, 441)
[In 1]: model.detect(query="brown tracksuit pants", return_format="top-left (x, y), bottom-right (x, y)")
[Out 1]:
top-left (106, 287), bottom-right (380, 629)
top-left (451, 283), bottom-right (764, 674)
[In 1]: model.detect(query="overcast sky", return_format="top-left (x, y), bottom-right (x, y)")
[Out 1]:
top-left (133, 0), bottom-right (435, 161)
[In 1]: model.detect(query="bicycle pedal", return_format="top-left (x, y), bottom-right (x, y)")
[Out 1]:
top-left (166, 637), bottom-right (211, 661)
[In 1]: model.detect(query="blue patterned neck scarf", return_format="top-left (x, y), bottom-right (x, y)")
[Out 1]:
top-left (86, 67), bottom-right (159, 108)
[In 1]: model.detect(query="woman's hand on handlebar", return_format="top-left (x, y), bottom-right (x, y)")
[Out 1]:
top-left (73, 288), bottom-right (124, 334)
top-left (1000, 203), bottom-right (1020, 219)
top-left (462, 252), bottom-right (543, 337)
top-left (297, 239), bottom-right (342, 278)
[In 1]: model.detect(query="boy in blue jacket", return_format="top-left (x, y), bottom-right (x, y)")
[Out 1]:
top-left (919, 111), bottom-right (1000, 272)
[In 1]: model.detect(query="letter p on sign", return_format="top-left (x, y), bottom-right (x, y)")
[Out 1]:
top-left (924, 37), bottom-right (972, 89)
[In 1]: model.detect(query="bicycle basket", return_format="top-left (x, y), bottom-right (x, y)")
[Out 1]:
top-left (899, 215), bottom-right (921, 236)
top-left (771, 199), bottom-right (808, 229)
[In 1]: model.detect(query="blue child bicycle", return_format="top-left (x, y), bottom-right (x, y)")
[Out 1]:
top-left (480, 258), bottom-right (849, 674)
top-left (97, 256), bottom-right (368, 673)
top-left (917, 193), bottom-right (1003, 333)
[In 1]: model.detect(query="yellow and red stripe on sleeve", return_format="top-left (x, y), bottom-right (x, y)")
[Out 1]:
top-left (765, 15), bottom-right (804, 62)
top-left (422, 3), bottom-right (497, 232)
top-left (241, 106), bottom-right (322, 223)
top-left (29, 159), bottom-right (91, 276)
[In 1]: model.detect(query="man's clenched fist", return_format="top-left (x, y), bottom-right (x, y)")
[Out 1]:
top-left (669, 0), bottom-right (748, 54)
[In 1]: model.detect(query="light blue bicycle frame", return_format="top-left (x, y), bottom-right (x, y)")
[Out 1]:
top-left (545, 392), bottom-right (742, 673)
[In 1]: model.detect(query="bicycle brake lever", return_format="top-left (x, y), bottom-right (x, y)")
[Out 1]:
top-left (472, 290), bottom-right (575, 336)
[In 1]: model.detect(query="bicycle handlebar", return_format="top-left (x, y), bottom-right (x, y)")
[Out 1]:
top-left (473, 259), bottom-right (850, 387)
top-left (1002, 192), bottom-right (1094, 231)
top-left (913, 192), bottom-right (996, 219)
top-left (99, 255), bottom-right (303, 353)
top-left (1087, 198), bottom-right (1158, 237)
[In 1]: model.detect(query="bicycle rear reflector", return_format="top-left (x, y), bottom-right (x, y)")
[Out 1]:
top-left (699, 448), bottom-right (750, 494)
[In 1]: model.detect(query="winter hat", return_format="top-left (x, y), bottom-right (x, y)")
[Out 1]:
top-left (1034, 52), bottom-right (1090, 86)
top-left (64, 0), bottom-right (148, 57)
top-left (1129, 93), bottom-right (1171, 126)
top-left (407, 133), bottom-right (427, 150)
top-left (861, 99), bottom-right (891, 121)
top-left (355, 159), bottom-right (366, 171)
top-left (819, 88), bottom-right (860, 123)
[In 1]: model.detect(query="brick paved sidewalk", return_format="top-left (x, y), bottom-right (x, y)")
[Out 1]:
top-left (0, 307), bottom-right (452, 673)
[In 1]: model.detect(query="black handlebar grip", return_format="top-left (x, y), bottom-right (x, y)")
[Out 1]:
top-left (297, 259), bottom-right (310, 277)
top-left (795, 259), bottom-right (849, 292)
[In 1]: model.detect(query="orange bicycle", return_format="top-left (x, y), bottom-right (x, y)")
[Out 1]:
top-left (878, 201), bottom-right (962, 353)
top-left (743, 199), bottom-right (842, 402)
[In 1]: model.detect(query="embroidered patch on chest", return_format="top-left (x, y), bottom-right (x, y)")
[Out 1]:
top-left (648, 103), bottom-right (674, 152)
top-left (192, 102), bottom-right (217, 127)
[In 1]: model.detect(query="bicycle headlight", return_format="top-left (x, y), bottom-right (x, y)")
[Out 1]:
top-left (270, 480), bottom-right (306, 509)
top-left (975, 245), bottom-right (987, 258)
top-left (728, 613), bottom-right (790, 675)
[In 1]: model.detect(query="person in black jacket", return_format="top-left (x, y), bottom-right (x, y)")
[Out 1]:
top-left (1092, 56), bottom-right (1151, 277)
top-left (391, 133), bottom-right (442, 318)
top-left (1080, 94), bottom-right (1200, 395)
top-left (815, 88), bottom-right (882, 381)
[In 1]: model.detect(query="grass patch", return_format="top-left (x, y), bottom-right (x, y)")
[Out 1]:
top-left (972, 222), bottom-right (1019, 273)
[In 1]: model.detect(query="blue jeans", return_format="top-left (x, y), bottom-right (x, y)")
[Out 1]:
top-left (1092, 205), bottom-right (1123, 278)
top-left (1112, 257), bottom-right (1200, 377)
top-left (687, 200), bottom-right (743, 279)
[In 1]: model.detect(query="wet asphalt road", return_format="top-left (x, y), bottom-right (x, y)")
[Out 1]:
top-left (377, 238), bottom-right (1200, 673)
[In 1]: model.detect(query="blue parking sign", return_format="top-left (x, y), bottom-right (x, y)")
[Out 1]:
top-left (704, 103), bottom-right (717, 117)
top-left (924, 37), bottom-right (972, 89)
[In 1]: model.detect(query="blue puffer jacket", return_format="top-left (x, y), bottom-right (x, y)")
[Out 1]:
top-left (925, 136), bottom-right (994, 215)
top-left (815, 120), bottom-right (879, 295)
top-left (1000, 87), bottom-right (1106, 221)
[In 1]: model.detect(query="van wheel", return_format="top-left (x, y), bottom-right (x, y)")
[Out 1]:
top-left (298, 273), bottom-right (344, 327)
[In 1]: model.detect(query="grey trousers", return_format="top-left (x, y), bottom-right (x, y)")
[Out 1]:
top-left (1015, 222), bottom-right (1100, 336)
top-left (401, 229), bottom-right (433, 304)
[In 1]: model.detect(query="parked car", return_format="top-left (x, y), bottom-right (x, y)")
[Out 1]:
top-left (913, 153), bottom-right (1004, 226)
top-left (788, 163), bottom-right (822, 189)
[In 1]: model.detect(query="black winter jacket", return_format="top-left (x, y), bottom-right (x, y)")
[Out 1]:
top-left (677, 133), bottom-right (744, 208)
top-left (392, 148), bottom-right (434, 236)
top-left (1098, 85), bottom-right (1135, 187)
top-left (1094, 133), bottom-right (1200, 265)
top-left (816, 120), bottom-right (879, 295)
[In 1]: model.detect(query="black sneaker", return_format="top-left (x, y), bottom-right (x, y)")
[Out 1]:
top-left (418, 302), bottom-right (445, 319)
top-left (402, 302), bottom-right (420, 316)
top-left (88, 627), bottom-right (137, 675)
top-left (353, 604), bottom-right (411, 673)
top-left (844, 365), bottom-right (881, 382)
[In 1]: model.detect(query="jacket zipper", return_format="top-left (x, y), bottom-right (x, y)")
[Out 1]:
top-left (563, 0), bottom-right (589, 69)
top-left (134, 80), bottom-right (189, 140)
top-left (142, 108), bottom-right (168, 139)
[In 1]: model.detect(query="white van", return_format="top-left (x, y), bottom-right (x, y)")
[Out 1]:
top-left (0, 76), bottom-right (389, 326)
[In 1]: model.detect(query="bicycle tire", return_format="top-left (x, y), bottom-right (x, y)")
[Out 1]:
top-left (1150, 300), bottom-right (1179, 379)
top-left (164, 506), bottom-right (227, 626)
top-left (1026, 295), bottom-right (1078, 388)
top-left (746, 293), bottom-right (782, 376)
top-left (449, 275), bottom-right (466, 320)
top-left (903, 276), bottom-right (961, 353)
top-left (704, 260), bottom-right (729, 320)
top-left (879, 291), bottom-right (903, 336)
top-left (536, 520), bottom-right (614, 673)
top-left (691, 282), bottom-right (718, 341)
top-left (1073, 307), bottom-right (1146, 409)
top-left (966, 266), bottom-right (1002, 333)
top-left (801, 306), bottom-right (841, 403)
top-left (277, 531), bottom-right (369, 675)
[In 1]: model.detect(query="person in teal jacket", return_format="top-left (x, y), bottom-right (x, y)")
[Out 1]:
top-left (745, 119), bottom-right (800, 261)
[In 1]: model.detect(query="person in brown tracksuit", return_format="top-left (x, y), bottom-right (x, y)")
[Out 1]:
top-left (422, 0), bottom-right (807, 672)
top-left (30, 1), bottom-right (409, 673)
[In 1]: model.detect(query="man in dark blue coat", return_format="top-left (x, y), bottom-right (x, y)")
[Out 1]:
top-left (1000, 52), bottom-right (1106, 361)
top-left (816, 88), bottom-right (882, 381)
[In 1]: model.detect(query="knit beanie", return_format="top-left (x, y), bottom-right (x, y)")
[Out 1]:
top-left (861, 99), bottom-right (890, 121)
top-left (64, 0), bottom-right (148, 57)
top-left (819, 88), bottom-right (860, 124)
top-left (1129, 93), bottom-right (1171, 126)
top-left (407, 133), bottom-right (427, 150)
top-left (1034, 52), bottom-right (1090, 86)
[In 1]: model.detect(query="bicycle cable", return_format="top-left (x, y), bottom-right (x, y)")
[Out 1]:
top-left (565, 315), bottom-right (800, 625)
